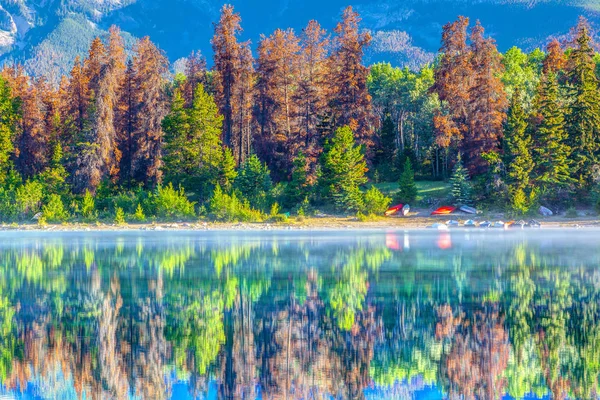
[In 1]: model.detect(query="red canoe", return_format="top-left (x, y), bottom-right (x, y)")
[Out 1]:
top-left (431, 206), bottom-right (457, 215)
top-left (385, 204), bottom-right (404, 216)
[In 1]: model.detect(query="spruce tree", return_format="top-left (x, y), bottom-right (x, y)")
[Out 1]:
top-left (234, 154), bottom-right (272, 211)
top-left (397, 158), bottom-right (418, 203)
top-left (318, 126), bottom-right (368, 212)
top-left (566, 21), bottom-right (600, 188)
top-left (533, 72), bottom-right (572, 189)
top-left (0, 77), bottom-right (17, 185)
top-left (449, 156), bottom-right (472, 205)
top-left (283, 151), bottom-right (310, 209)
top-left (504, 88), bottom-right (534, 190)
top-left (162, 89), bottom-right (190, 187)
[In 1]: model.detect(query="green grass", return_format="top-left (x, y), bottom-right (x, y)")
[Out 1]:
top-left (372, 181), bottom-right (450, 206)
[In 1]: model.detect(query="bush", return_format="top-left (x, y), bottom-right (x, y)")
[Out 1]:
top-left (152, 183), bottom-right (196, 220)
top-left (132, 204), bottom-right (146, 222)
top-left (42, 194), bottom-right (69, 223)
top-left (15, 181), bottom-right (44, 219)
top-left (509, 187), bottom-right (539, 216)
top-left (209, 185), bottom-right (264, 222)
top-left (269, 202), bottom-right (288, 222)
top-left (363, 186), bottom-right (392, 216)
top-left (565, 207), bottom-right (578, 218)
top-left (114, 207), bottom-right (126, 225)
top-left (81, 190), bottom-right (97, 222)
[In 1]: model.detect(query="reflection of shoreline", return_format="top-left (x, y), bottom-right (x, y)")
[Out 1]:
top-left (2, 216), bottom-right (600, 232)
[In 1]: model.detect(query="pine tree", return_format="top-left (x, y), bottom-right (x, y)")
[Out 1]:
top-left (219, 147), bottom-right (237, 192)
top-left (212, 5), bottom-right (254, 165)
top-left (318, 126), bottom-right (368, 212)
top-left (129, 37), bottom-right (169, 186)
top-left (432, 16), bottom-right (472, 148)
top-left (327, 7), bottom-right (374, 152)
top-left (543, 39), bottom-right (566, 75)
top-left (397, 158), bottom-right (418, 203)
top-left (254, 28), bottom-right (301, 179)
top-left (504, 88), bottom-right (534, 190)
top-left (295, 20), bottom-right (329, 174)
top-left (465, 21), bottom-right (507, 174)
top-left (16, 82), bottom-right (48, 179)
top-left (282, 151), bottom-right (310, 208)
top-left (183, 50), bottom-right (207, 107)
top-left (234, 154), bottom-right (272, 211)
top-left (533, 72), bottom-right (572, 189)
top-left (565, 19), bottom-right (600, 188)
top-left (0, 76), bottom-right (17, 184)
top-left (450, 157), bottom-right (472, 205)
top-left (162, 89), bottom-right (190, 187)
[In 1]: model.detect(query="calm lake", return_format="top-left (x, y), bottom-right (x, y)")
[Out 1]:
top-left (0, 229), bottom-right (598, 399)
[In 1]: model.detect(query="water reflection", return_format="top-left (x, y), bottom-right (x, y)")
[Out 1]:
top-left (0, 230), bottom-right (599, 399)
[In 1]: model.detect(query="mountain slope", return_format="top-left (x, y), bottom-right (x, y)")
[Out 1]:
top-left (0, 0), bottom-right (598, 80)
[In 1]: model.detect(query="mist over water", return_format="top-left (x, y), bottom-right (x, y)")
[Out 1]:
top-left (0, 229), bottom-right (598, 399)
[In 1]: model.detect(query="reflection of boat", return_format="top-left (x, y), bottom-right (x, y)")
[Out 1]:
top-left (493, 221), bottom-right (505, 229)
top-left (528, 219), bottom-right (542, 228)
top-left (437, 232), bottom-right (452, 250)
top-left (479, 221), bottom-right (492, 228)
top-left (459, 205), bottom-right (478, 214)
top-left (464, 220), bottom-right (477, 227)
top-left (430, 223), bottom-right (449, 231)
top-left (385, 233), bottom-right (402, 251)
top-left (385, 204), bottom-right (404, 216)
top-left (432, 206), bottom-right (456, 215)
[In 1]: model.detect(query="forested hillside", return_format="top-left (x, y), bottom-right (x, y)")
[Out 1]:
top-left (0, 5), bottom-right (599, 223)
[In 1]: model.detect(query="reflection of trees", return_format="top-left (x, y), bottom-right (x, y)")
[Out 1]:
top-left (441, 304), bottom-right (510, 400)
top-left (3, 233), bottom-right (600, 398)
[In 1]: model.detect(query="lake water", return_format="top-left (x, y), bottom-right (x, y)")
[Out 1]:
top-left (0, 229), bottom-right (598, 399)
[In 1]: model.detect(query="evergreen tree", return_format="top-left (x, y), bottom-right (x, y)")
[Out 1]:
top-left (162, 89), bottom-right (190, 186)
top-left (449, 156), bottom-right (472, 205)
top-left (282, 151), bottom-right (310, 209)
top-left (234, 154), bottom-right (272, 211)
top-left (327, 7), bottom-right (375, 151)
top-left (566, 20), bottom-right (600, 188)
top-left (163, 84), bottom-right (226, 200)
top-left (318, 126), bottom-right (368, 212)
top-left (533, 73), bottom-right (572, 189)
top-left (504, 88), bottom-right (534, 190)
top-left (397, 158), bottom-right (418, 203)
top-left (466, 21), bottom-right (507, 174)
top-left (219, 147), bottom-right (237, 192)
top-left (0, 76), bottom-right (17, 184)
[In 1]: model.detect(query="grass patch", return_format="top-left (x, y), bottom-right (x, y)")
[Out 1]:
top-left (373, 181), bottom-right (450, 205)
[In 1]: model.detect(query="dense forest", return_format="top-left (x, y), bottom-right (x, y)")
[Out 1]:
top-left (0, 5), bottom-right (599, 223)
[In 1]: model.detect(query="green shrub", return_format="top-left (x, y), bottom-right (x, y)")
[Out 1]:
top-left (42, 194), bottom-right (69, 223)
top-left (0, 186), bottom-right (16, 221)
top-left (509, 187), bottom-right (539, 216)
top-left (132, 204), bottom-right (146, 222)
top-left (15, 181), bottom-right (44, 219)
top-left (152, 183), bottom-right (196, 220)
top-left (114, 207), bottom-right (126, 225)
top-left (565, 207), bottom-right (578, 218)
top-left (209, 185), bottom-right (264, 222)
top-left (81, 190), bottom-right (97, 222)
top-left (363, 186), bottom-right (392, 216)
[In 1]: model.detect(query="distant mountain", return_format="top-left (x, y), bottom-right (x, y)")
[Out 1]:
top-left (0, 0), bottom-right (598, 80)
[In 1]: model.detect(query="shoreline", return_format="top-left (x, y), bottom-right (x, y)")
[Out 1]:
top-left (2, 215), bottom-right (600, 231)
